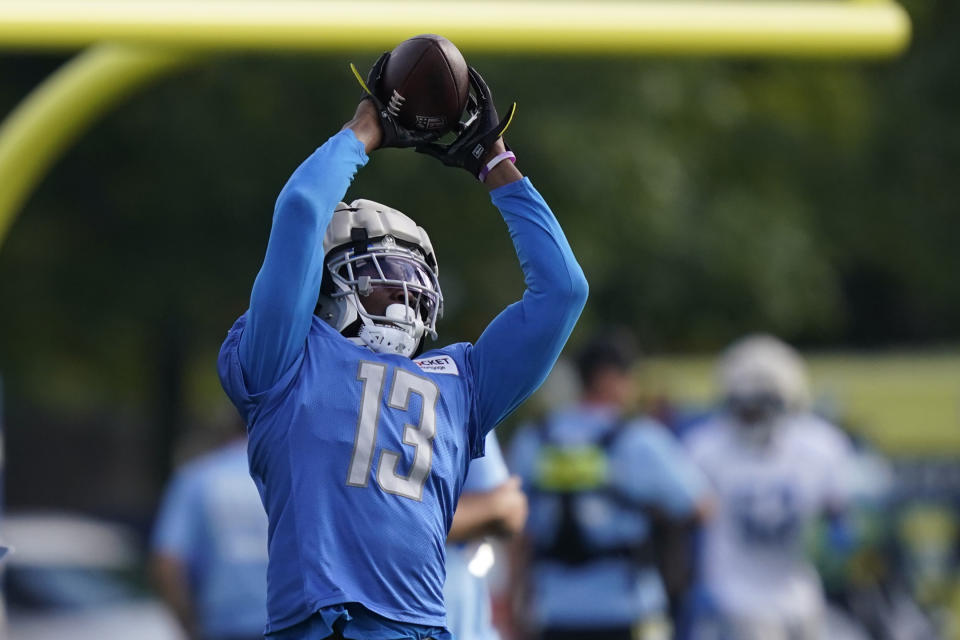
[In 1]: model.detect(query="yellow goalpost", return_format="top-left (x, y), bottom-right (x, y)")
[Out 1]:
top-left (0, 0), bottom-right (912, 248)
top-left (0, 1), bottom-right (911, 56)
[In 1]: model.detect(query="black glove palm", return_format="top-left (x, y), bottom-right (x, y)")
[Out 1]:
top-left (415, 67), bottom-right (517, 178)
top-left (350, 53), bottom-right (443, 149)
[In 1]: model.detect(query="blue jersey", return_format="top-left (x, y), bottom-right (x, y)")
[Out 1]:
top-left (509, 406), bottom-right (706, 628)
top-left (218, 130), bottom-right (587, 636)
top-left (444, 433), bottom-right (510, 640)
top-left (151, 439), bottom-right (269, 638)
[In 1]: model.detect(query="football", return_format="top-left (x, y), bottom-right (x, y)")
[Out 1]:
top-left (379, 34), bottom-right (470, 134)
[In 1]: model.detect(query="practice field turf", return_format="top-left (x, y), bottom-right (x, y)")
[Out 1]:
top-left (641, 350), bottom-right (960, 456)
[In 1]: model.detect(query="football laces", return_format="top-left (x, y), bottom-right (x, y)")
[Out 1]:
top-left (387, 90), bottom-right (406, 117)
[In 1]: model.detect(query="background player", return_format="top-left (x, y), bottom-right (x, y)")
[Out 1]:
top-left (445, 431), bottom-right (527, 640)
top-left (150, 419), bottom-right (269, 640)
top-left (216, 54), bottom-right (588, 639)
top-left (509, 332), bottom-right (710, 640)
top-left (684, 334), bottom-right (855, 640)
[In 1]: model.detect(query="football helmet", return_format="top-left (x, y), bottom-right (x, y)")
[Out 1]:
top-left (718, 334), bottom-right (810, 429)
top-left (316, 199), bottom-right (443, 357)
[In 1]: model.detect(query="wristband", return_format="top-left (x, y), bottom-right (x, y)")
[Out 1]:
top-left (478, 150), bottom-right (517, 182)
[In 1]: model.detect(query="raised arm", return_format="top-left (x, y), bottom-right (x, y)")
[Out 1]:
top-left (413, 68), bottom-right (588, 433)
top-left (238, 103), bottom-right (380, 394)
top-left (470, 164), bottom-right (588, 431)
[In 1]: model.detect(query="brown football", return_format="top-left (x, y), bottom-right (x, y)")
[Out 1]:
top-left (379, 34), bottom-right (470, 134)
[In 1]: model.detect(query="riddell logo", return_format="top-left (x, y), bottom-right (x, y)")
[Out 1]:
top-left (416, 115), bottom-right (447, 130)
top-left (413, 355), bottom-right (459, 375)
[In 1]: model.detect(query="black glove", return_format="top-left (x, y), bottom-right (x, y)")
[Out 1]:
top-left (349, 54), bottom-right (443, 149)
top-left (415, 67), bottom-right (517, 178)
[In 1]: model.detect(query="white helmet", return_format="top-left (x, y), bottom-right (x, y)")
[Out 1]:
top-left (718, 334), bottom-right (810, 425)
top-left (316, 199), bottom-right (443, 357)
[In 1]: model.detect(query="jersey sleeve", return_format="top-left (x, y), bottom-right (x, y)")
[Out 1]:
top-left (682, 417), bottom-right (719, 475)
top-left (814, 419), bottom-right (856, 512)
top-left (151, 468), bottom-right (202, 560)
top-left (506, 425), bottom-right (541, 487)
top-left (614, 422), bottom-right (709, 518)
top-left (238, 130), bottom-right (368, 395)
top-left (463, 432), bottom-right (510, 492)
top-left (467, 179), bottom-right (588, 435)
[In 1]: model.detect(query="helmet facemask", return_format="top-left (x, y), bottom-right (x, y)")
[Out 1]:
top-left (316, 199), bottom-right (443, 358)
top-left (324, 236), bottom-right (442, 357)
top-left (717, 334), bottom-right (809, 446)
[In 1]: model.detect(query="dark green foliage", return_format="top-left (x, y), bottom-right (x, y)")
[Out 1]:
top-left (0, 2), bottom-right (956, 448)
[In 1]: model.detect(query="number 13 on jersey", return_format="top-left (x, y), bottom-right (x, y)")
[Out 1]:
top-left (346, 361), bottom-right (439, 501)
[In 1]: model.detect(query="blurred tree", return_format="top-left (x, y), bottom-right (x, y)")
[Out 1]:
top-left (0, 0), bottom-right (956, 506)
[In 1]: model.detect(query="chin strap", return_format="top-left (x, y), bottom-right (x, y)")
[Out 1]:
top-left (356, 303), bottom-right (425, 358)
top-left (359, 324), bottom-right (418, 356)
top-left (737, 416), bottom-right (782, 448)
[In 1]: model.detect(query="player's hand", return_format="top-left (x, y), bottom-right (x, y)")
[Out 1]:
top-left (415, 66), bottom-right (517, 179)
top-left (490, 476), bottom-right (528, 537)
top-left (342, 99), bottom-right (383, 154)
top-left (349, 54), bottom-right (443, 150)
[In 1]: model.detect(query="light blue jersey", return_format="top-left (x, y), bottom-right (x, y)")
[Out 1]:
top-left (444, 433), bottom-right (510, 640)
top-left (509, 406), bottom-right (705, 629)
top-left (218, 130), bottom-right (587, 637)
top-left (151, 439), bottom-right (269, 639)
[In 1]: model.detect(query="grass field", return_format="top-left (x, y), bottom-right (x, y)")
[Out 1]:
top-left (640, 349), bottom-right (960, 456)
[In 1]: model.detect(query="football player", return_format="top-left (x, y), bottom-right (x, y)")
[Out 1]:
top-left (684, 335), bottom-right (855, 640)
top-left (150, 418), bottom-right (269, 640)
top-left (509, 333), bottom-right (710, 640)
top-left (217, 60), bottom-right (588, 639)
top-left (444, 431), bottom-right (527, 640)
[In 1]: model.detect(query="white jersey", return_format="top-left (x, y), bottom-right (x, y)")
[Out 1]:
top-left (686, 412), bottom-right (853, 622)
